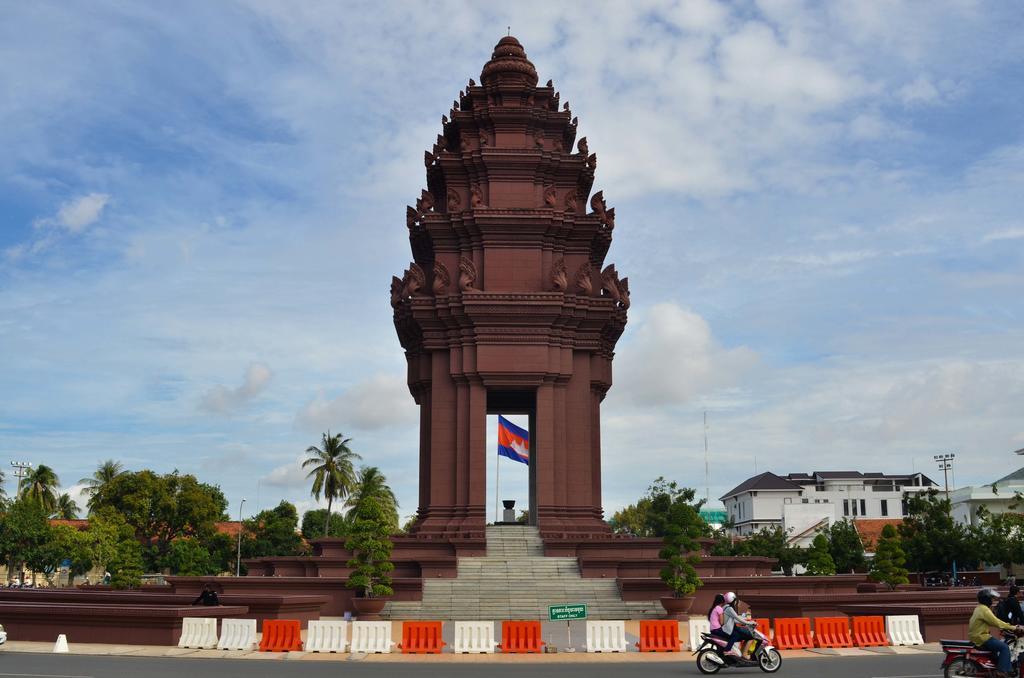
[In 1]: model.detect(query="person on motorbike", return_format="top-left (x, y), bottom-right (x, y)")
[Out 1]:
top-left (708, 593), bottom-right (730, 644)
top-left (721, 591), bottom-right (757, 656)
top-left (971, 588), bottom-right (1023, 677)
top-left (997, 586), bottom-right (1024, 625)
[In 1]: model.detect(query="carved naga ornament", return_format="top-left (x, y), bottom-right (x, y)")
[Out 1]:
top-left (403, 263), bottom-right (426, 298)
top-left (573, 262), bottom-right (593, 295)
top-left (458, 256), bottom-right (478, 293)
top-left (432, 261), bottom-right (451, 296)
top-left (551, 257), bottom-right (568, 292)
top-left (415, 190), bottom-right (435, 216)
top-left (446, 187), bottom-right (461, 212)
top-left (470, 186), bottom-right (486, 208)
top-left (600, 264), bottom-right (630, 309)
top-left (543, 185), bottom-right (557, 207)
top-left (590, 190), bottom-right (615, 231)
top-left (390, 275), bottom-right (404, 308)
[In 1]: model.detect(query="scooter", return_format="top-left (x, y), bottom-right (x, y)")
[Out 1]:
top-left (695, 626), bottom-right (783, 674)
top-left (941, 631), bottom-right (1024, 677)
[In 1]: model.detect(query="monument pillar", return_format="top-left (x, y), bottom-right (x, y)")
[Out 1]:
top-left (392, 36), bottom-right (630, 541)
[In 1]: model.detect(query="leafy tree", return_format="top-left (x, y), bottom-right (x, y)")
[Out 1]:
top-left (516, 510), bottom-right (530, 525)
top-left (163, 537), bottom-right (215, 576)
top-left (106, 538), bottom-right (145, 589)
top-left (52, 493), bottom-right (81, 520)
top-left (0, 499), bottom-right (53, 583)
top-left (651, 483), bottom-right (705, 597)
top-left (805, 533), bottom-right (837, 575)
top-left (344, 467), bottom-right (398, 532)
top-left (826, 519), bottom-right (866, 573)
top-left (49, 524), bottom-right (95, 584)
top-left (79, 460), bottom-right (125, 511)
top-left (0, 469), bottom-right (7, 509)
top-left (302, 508), bottom-right (348, 540)
top-left (731, 526), bottom-right (806, 576)
top-left (869, 524), bottom-right (910, 590)
top-left (89, 470), bottom-right (229, 570)
top-left (18, 464), bottom-right (60, 514)
top-left (609, 498), bottom-right (654, 536)
top-left (303, 431), bottom-right (361, 538)
top-left (241, 501), bottom-right (305, 559)
top-left (898, 489), bottom-right (974, 572)
top-left (398, 514), bottom-right (418, 534)
top-left (345, 496), bottom-right (394, 598)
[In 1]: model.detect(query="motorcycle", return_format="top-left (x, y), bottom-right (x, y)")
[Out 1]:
top-left (941, 631), bottom-right (1024, 677)
top-left (694, 626), bottom-right (783, 674)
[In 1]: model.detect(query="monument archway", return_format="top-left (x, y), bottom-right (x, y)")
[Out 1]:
top-left (392, 36), bottom-right (629, 542)
top-left (487, 390), bottom-right (536, 526)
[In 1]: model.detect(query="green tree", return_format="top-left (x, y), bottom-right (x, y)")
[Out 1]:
top-left (303, 432), bottom-right (361, 538)
top-left (609, 498), bottom-right (654, 536)
top-left (805, 533), bottom-right (837, 575)
top-left (0, 499), bottom-right (53, 584)
top-left (163, 538), bottom-right (215, 576)
top-left (241, 501), bottom-right (305, 560)
top-left (0, 469), bottom-right (7, 509)
top-left (50, 524), bottom-right (95, 584)
top-left (345, 497), bottom-right (394, 598)
top-left (106, 539), bottom-right (145, 589)
top-left (344, 467), bottom-right (398, 532)
top-left (89, 470), bottom-right (229, 570)
top-left (52, 493), bottom-right (81, 520)
top-left (732, 526), bottom-right (806, 575)
top-left (826, 519), bottom-right (866, 573)
top-left (869, 524), bottom-right (910, 590)
top-left (652, 483), bottom-right (705, 598)
top-left (898, 489), bottom-right (974, 573)
top-left (79, 460), bottom-right (126, 511)
top-left (18, 464), bottom-right (60, 514)
top-left (301, 509), bottom-right (347, 540)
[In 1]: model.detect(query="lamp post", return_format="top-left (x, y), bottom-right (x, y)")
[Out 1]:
top-left (934, 453), bottom-right (955, 501)
top-left (235, 498), bottom-right (246, 577)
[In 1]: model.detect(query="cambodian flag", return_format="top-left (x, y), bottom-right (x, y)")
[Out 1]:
top-left (497, 415), bottom-right (529, 465)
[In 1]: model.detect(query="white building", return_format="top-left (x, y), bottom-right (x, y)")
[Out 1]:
top-left (720, 470), bottom-right (937, 544)
top-left (952, 456), bottom-right (1024, 527)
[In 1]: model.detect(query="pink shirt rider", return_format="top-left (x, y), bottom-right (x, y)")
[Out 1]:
top-left (710, 605), bottom-right (725, 631)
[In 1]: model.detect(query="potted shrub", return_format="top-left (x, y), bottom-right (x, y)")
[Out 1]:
top-left (345, 496), bottom-right (395, 620)
top-left (652, 483), bottom-right (705, 618)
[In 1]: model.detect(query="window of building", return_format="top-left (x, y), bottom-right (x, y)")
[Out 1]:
top-left (881, 499), bottom-right (888, 516)
top-left (802, 498), bottom-right (809, 504)
top-left (860, 499), bottom-right (866, 516)
top-left (843, 499), bottom-right (849, 516)
top-left (852, 500), bottom-right (858, 516)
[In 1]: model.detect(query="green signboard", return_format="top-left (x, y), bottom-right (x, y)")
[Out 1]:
top-left (549, 603), bottom-right (588, 621)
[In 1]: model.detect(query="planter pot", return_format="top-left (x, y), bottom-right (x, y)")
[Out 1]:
top-left (660, 596), bottom-right (695, 619)
top-left (351, 597), bottom-right (388, 621)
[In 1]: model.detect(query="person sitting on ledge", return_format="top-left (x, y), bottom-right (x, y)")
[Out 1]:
top-left (192, 584), bottom-right (220, 606)
top-left (971, 588), bottom-right (1023, 678)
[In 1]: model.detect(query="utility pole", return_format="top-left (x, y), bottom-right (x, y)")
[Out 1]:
top-left (934, 453), bottom-right (955, 501)
top-left (235, 498), bottom-right (246, 577)
top-left (10, 460), bottom-right (32, 492)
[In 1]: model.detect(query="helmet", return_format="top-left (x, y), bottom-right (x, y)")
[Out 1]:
top-left (979, 588), bottom-right (1000, 606)
top-left (724, 591), bottom-right (737, 604)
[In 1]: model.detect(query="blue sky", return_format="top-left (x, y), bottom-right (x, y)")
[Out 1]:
top-left (1, 1), bottom-right (1022, 522)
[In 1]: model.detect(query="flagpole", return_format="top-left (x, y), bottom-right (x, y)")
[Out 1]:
top-left (495, 448), bottom-right (501, 523)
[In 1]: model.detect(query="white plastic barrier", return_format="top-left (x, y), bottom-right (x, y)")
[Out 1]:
top-left (306, 620), bottom-right (348, 653)
top-left (585, 620), bottom-right (628, 653)
top-left (178, 617), bottom-right (218, 649)
top-left (887, 615), bottom-right (924, 646)
top-left (452, 621), bottom-right (499, 654)
top-left (350, 621), bottom-right (394, 654)
top-left (217, 618), bottom-right (257, 651)
top-left (688, 618), bottom-right (711, 651)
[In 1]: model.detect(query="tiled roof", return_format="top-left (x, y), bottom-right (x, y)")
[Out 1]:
top-left (854, 518), bottom-right (903, 550)
top-left (720, 472), bottom-right (803, 500)
top-left (49, 519), bottom-right (89, 530)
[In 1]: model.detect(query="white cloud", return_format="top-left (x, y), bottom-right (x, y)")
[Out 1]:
top-left (261, 455), bottom-right (309, 489)
top-left (614, 303), bottom-right (758, 407)
top-left (199, 363), bottom-right (273, 414)
top-left (56, 193), bottom-right (111, 232)
top-left (982, 227), bottom-right (1024, 243)
top-left (296, 374), bottom-right (417, 433)
top-left (898, 75), bottom-right (941, 105)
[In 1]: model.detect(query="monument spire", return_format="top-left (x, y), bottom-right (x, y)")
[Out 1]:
top-left (393, 37), bottom-right (629, 543)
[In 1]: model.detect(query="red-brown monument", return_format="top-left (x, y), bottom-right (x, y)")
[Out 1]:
top-left (392, 36), bottom-right (630, 542)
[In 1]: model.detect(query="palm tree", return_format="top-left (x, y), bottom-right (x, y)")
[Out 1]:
top-left (19, 464), bottom-right (60, 514)
top-left (52, 493), bottom-right (80, 520)
top-left (0, 469), bottom-right (7, 509)
top-left (79, 459), bottom-right (125, 510)
top-left (302, 431), bottom-right (361, 538)
top-left (345, 466), bottom-right (399, 531)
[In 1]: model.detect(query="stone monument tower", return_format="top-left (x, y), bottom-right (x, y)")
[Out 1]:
top-left (392, 37), bottom-right (629, 542)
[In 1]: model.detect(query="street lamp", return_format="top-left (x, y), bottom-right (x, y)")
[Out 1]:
top-left (934, 453), bottom-right (955, 500)
top-left (235, 498), bottom-right (246, 577)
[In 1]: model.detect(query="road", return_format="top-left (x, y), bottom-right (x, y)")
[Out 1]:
top-left (0, 651), bottom-right (944, 678)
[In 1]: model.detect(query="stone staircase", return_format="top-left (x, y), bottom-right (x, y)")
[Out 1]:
top-left (384, 525), bottom-right (661, 620)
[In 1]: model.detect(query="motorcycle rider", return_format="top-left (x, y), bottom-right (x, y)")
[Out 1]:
top-left (971, 588), bottom-right (1023, 677)
top-left (721, 591), bottom-right (757, 656)
top-left (997, 586), bottom-right (1024, 625)
top-left (708, 593), bottom-right (730, 643)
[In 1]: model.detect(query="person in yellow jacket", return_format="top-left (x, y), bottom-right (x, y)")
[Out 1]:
top-left (971, 588), bottom-right (1024, 677)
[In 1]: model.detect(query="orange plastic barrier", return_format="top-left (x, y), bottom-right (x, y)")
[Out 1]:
top-left (500, 621), bottom-right (545, 654)
top-left (814, 617), bottom-right (853, 648)
top-left (754, 618), bottom-right (771, 640)
top-left (258, 619), bottom-right (303, 652)
top-left (773, 617), bottom-right (813, 650)
top-left (400, 621), bottom-right (446, 654)
top-left (852, 616), bottom-right (889, 647)
top-left (636, 620), bottom-right (681, 652)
